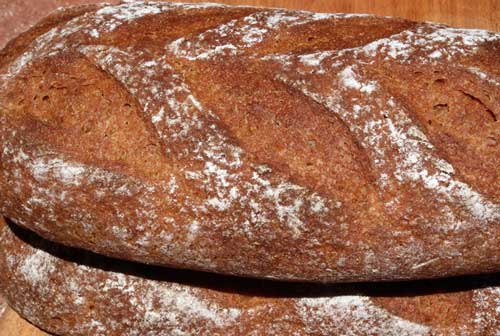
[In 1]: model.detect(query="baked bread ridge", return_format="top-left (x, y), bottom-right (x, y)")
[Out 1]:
top-left (1, 219), bottom-right (499, 336)
top-left (0, 1), bottom-right (499, 282)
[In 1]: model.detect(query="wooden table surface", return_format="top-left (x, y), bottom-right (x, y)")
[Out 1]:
top-left (0, 0), bottom-right (498, 335)
top-left (0, 307), bottom-right (50, 336)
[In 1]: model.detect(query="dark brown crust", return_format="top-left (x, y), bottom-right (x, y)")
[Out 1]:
top-left (1, 218), bottom-right (499, 335)
top-left (0, 2), bottom-right (499, 282)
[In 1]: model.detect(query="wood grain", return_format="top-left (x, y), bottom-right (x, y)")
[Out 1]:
top-left (0, 306), bottom-right (49, 336)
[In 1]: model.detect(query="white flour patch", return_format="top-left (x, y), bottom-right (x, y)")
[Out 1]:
top-left (156, 285), bottom-right (241, 328)
top-left (299, 51), bottom-right (334, 67)
top-left (467, 67), bottom-right (500, 87)
top-left (19, 249), bottom-right (55, 286)
top-left (296, 296), bottom-right (431, 335)
top-left (30, 158), bottom-right (86, 186)
top-left (362, 26), bottom-right (499, 62)
top-left (0, 301), bottom-right (6, 317)
top-left (298, 51), bottom-right (335, 74)
top-left (338, 65), bottom-right (378, 94)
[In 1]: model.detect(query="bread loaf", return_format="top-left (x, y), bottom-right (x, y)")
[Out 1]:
top-left (1, 218), bottom-right (499, 335)
top-left (0, 1), bottom-right (499, 282)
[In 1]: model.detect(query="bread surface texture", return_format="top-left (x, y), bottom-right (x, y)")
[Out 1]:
top-left (0, 1), bottom-right (499, 282)
top-left (1, 218), bottom-right (499, 336)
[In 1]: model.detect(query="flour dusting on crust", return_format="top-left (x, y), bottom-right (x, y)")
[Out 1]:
top-left (169, 9), bottom-right (374, 60)
top-left (19, 249), bottom-right (55, 289)
top-left (0, 1), bottom-right (499, 283)
top-left (0, 222), bottom-right (445, 336)
top-left (80, 44), bottom-right (331, 238)
top-left (266, 27), bottom-right (500, 230)
top-left (296, 296), bottom-right (431, 335)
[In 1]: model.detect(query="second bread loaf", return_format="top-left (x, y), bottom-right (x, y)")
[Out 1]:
top-left (1, 218), bottom-right (499, 335)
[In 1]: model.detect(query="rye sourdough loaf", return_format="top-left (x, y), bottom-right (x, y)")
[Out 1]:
top-left (0, 1), bottom-right (499, 282)
top-left (1, 218), bottom-right (499, 336)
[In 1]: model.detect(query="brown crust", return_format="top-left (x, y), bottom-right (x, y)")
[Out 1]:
top-left (0, 4), bottom-right (103, 69)
top-left (0, 2), bottom-right (499, 282)
top-left (1, 218), bottom-right (499, 335)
